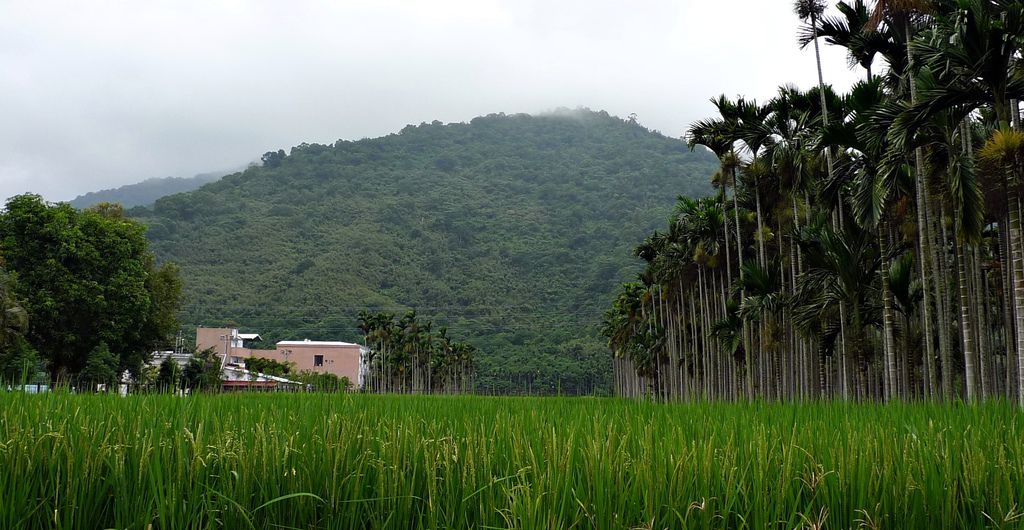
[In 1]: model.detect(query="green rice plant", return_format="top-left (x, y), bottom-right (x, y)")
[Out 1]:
top-left (0, 392), bottom-right (1022, 529)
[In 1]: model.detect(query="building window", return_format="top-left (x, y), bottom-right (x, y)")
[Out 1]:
top-left (314, 354), bottom-right (324, 367)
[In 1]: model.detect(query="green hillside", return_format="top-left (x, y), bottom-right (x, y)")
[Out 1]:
top-left (131, 109), bottom-right (716, 394)
top-left (70, 171), bottom-right (232, 209)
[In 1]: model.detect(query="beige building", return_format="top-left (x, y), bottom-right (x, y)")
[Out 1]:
top-left (195, 327), bottom-right (367, 388)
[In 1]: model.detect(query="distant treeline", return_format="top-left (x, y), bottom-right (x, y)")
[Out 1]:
top-left (69, 171), bottom-right (231, 209)
top-left (358, 310), bottom-right (475, 394)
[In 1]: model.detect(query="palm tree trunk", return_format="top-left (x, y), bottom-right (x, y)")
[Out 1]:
top-left (789, 228), bottom-right (805, 398)
top-left (963, 118), bottom-right (990, 400)
top-left (755, 188), bottom-right (767, 268)
top-left (691, 291), bottom-right (705, 398)
top-left (973, 246), bottom-right (990, 399)
top-left (705, 272), bottom-right (715, 400)
top-left (903, 17), bottom-right (943, 401)
top-left (722, 191), bottom-right (733, 288)
top-left (677, 282), bottom-right (687, 399)
top-left (732, 167), bottom-right (745, 270)
top-left (936, 202), bottom-right (956, 400)
top-left (732, 166), bottom-right (754, 400)
top-left (957, 242), bottom-right (978, 402)
top-left (1001, 218), bottom-right (1016, 398)
top-left (879, 219), bottom-right (899, 400)
top-left (715, 279), bottom-right (727, 401)
top-left (929, 194), bottom-right (946, 399)
top-left (810, 12), bottom-right (837, 189)
top-left (690, 292), bottom-right (699, 399)
top-left (839, 302), bottom-right (852, 400)
top-left (1009, 99), bottom-right (1024, 406)
top-left (1008, 192), bottom-right (1024, 407)
top-left (754, 186), bottom-right (769, 399)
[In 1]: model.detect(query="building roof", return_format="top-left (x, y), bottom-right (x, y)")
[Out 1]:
top-left (149, 350), bottom-right (193, 367)
top-left (237, 333), bottom-right (262, 341)
top-left (222, 366), bottom-right (301, 385)
top-left (222, 380), bottom-right (278, 388)
top-left (277, 339), bottom-right (361, 347)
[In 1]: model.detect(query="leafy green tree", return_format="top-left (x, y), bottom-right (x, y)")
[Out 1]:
top-left (79, 342), bottom-right (120, 391)
top-left (261, 149), bottom-right (286, 168)
top-left (295, 370), bottom-right (350, 392)
top-left (155, 357), bottom-right (182, 391)
top-left (0, 336), bottom-right (42, 384)
top-left (0, 195), bottom-right (182, 382)
top-left (246, 357), bottom-right (293, 377)
top-left (183, 347), bottom-right (223, 391)
top-left (798, 0), bottom-right (890, 82)
top-left (0, 267), bottom-right (30, 379)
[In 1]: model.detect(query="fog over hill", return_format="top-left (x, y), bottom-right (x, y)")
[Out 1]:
top-left (69, 171), bottom-right (236, 209)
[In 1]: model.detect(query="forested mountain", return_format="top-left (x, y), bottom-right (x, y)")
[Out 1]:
top-left (70, 171), bottom-right (232, 209)
top-left (131, 109), bottom-right (716, 394)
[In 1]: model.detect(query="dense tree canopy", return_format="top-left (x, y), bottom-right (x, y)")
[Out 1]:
top-left (0, 195), bottom-right (183, 382)
top-left (0, 267), bottom-right (38, 382)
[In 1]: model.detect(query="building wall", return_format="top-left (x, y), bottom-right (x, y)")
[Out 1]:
top-left (196, 328), bottom-right (267, 366)
top-left (247, 342), bottom-right (362, 384)
top-left (195, 327), bottom-right (233, 354)
top-left (195, 327), bottom-right (363, 386)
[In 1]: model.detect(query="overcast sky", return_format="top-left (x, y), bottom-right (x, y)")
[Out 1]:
top-left (0, 0), bottom-right (863, 203)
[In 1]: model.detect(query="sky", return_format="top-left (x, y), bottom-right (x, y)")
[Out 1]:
top-left (0, 0), bottom-right (863, 203)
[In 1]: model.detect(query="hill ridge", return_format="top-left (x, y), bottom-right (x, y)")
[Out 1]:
top-left (70, 170), bottom-right (235, 209)
top-left (133, 109), bottom-right (717, 394)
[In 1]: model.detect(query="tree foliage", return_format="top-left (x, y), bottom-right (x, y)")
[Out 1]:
top-left (182, 347), bottom-right (223, 391)
top-left (0, 195), bottom-right (183, 382)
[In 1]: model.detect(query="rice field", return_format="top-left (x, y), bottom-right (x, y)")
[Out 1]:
top-left (1, 393), bottom-right (1022, 529)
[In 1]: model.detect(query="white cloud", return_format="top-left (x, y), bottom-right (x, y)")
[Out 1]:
top-left (0, 0), bottom-right (864, 202)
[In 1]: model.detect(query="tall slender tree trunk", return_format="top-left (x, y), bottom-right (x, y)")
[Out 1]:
top-left (902, 18), bottom-right (943, 401)
top-left (699, 271), bottom-right (709, 399)
top-left (879, 219), bottom-right (899, 400)
top-left (754, 182), bottom-right (769, 398)
top-left (677, 281), bottom-right (687, 399)
top-left (732, 168), bottom-right (754, 400)
top-left (973, 246), bottom-right (990, 399)
top-left (839, 304), bottom-right (852, 399)
top-left (810, 12), bottom-right (837, 189)
top-left (722, 190), bottom-right (733, 287)
top-left (755, 187), bottom-right (767, 268)
top-left (931, 173), bottom-right (953, 398)
top-left (1007, 98), bottom-right (1024, 406)
top-left (733, 167), bottom-right (744, 269)
top-left (957, 242), bottom-right (978, 402)
top-left (936, 202), bottom-right (956, 399)
top-left (1009, 193), bottom-right (1024, 407)
top-left (1001, 218), bottom-right (1018, 399)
